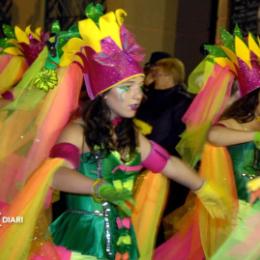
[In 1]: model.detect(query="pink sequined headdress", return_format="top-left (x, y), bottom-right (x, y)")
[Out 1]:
top-left (60, 8), bottom-right (145, 99)
top-left (205, 26), bottom-right (260, 97)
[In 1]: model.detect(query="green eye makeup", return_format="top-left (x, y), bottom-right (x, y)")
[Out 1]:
top-left (118, 85), bottom-right (130, 93)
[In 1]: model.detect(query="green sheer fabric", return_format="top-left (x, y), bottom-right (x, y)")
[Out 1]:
top-left (50, 151), bottom-right (141, 260)
top-left (210, 142), bottom-right (260, 259)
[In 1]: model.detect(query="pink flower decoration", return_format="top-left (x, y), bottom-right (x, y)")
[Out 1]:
top-left (116, 217), bottom-right (131, 229)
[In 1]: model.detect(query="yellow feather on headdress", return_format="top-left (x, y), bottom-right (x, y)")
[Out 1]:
top-left (60, 9), bottom-right (127, 66)
top-left (248, 33), bottom-right (260, 58)
top-left (235, 36), bottom-right (251, 69)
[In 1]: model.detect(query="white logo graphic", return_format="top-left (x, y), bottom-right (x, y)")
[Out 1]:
top-left (0, 211), bottom-right (23, 227)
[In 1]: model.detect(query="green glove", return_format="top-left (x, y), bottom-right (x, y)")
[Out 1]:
top-left (194, 182), bottom-right (226, 219)
top-left (93, 179), bottom-right (134, 216)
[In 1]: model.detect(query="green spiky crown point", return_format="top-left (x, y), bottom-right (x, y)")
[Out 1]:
top-left (204, 25), bottom-right (260, 97)
top-left (84, 3), bottom-right (104, 24)
top-left (204, 25), bottom-right (244, 59)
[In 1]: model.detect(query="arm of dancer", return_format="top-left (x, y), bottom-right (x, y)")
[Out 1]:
top-left (49, 122), bottom-right (133, 214)
top-left (49, 122), bottom-right (95, 194)
top-left (208, 120), bottom-right (256, 146)
top-left (138, 132), bottom-right (226, 218)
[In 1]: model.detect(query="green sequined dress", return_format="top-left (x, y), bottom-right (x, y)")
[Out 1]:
top-left (227, 142), bottom-right (260, 202)
top-left (50, 151), bottom-right (142, 260)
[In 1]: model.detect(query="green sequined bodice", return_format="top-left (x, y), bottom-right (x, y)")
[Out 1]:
top-left (66, 151), bottom-right (141, 212)
top-left (228, 142), bottom-right (260, 202)
top-left (51, 150), bottom-right (141, 260)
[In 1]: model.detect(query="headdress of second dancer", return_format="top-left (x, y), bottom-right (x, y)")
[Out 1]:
top-left (60, 8), bottom-right (145, 99)
top-left (205, 26), bottom-right (260, 97)
top-left (177, 26), bottom-right (260, 167)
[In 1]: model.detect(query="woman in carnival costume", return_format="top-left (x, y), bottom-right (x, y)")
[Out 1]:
top-left (46, 6), bottom-right (227, 260)
top-left (206, 28), bottom-right (260, 259)
top-left (0, 5), bottom-right (224, 260)
top-left (154, 26), bottom-right (260, 260)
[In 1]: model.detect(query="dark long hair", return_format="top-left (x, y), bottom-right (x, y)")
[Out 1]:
top-left (221, 88), bottom-right (260, 123)
top-left (81, 95), bottom-right (137, 158)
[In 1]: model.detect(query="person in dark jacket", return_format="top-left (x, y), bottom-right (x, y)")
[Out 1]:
top-left (136, 57), bottom-right (193, 245)
top-left (143, 51), bottom-right (171, 89)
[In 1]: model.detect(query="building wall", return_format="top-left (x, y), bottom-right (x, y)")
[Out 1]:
top-left (107, 0), bottom-right (226, 74)
top-left (11, 0), bottom-right (45, 28)
top-left (215, 0), bottom-right (230, 43)
top-left (9, 0), bottom-right (230, 76)
top-left (174, 0), bottom-right (213, 75)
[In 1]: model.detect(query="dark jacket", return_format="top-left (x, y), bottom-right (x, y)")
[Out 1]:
top-left (137, 84), bottom-right (193, 156)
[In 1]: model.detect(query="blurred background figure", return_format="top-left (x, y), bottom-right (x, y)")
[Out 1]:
top-left (137, 57), bottom-right (192, 156)
top-left (136, 57), bottom-right (193, 245)
top-left (143, 51), bottom-right (171, 88)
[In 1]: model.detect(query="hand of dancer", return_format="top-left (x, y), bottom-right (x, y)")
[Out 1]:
top-left (247, 177), bottom-right (260, 204)
top-left (194, 182), bottom-right (226, 219)
top-left (92, 179), bottom-right (134, 216)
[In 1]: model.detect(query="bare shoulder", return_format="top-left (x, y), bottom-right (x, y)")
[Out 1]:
top-left (218, 118), bottom-right (242, 130)
top-left (57, 120), bottom-right (85, 149)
